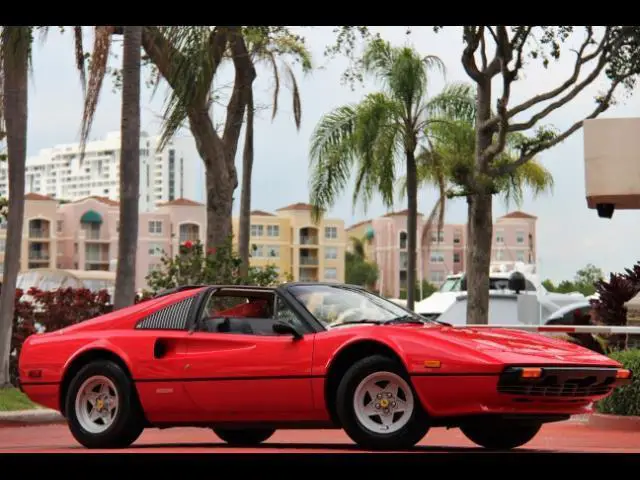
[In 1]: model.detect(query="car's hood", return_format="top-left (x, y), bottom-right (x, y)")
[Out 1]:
top-left (407, 324), bottom-right (618, 366)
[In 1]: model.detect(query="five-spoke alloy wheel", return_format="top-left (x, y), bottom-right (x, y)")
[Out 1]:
top-left (336, 355), bottom-right (430, 450)
top-left (65, 360), bottom-right (144, 449)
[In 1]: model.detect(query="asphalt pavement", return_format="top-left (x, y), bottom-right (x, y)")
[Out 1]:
top-left (0, 419), bottom-right (638, 453)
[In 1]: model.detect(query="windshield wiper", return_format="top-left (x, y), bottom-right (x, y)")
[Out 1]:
top-left (382, 315), bottom-right (425, 325)
top-left (329, 319), bottom-right (383, 328)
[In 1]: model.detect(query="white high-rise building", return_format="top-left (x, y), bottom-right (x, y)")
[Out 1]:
top-left (0, 131), bottom-right (206, 211)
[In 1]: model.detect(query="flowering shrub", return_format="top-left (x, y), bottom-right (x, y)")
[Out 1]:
top-left (145, 237), bottom-right (285, 293)
top-left (10, 287), bottom-right (112, 386)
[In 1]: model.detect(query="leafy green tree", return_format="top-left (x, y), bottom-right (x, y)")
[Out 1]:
top-left (308, 38), bottom-right (469, 311)
top-left (146, 238), bottom-right (281, 293)
top-left (345, 236), bottom-right (378, 289)
top-left (574, 263), bottom-right (603, 296)
top-left (325, 26), bottom-right (640, 325)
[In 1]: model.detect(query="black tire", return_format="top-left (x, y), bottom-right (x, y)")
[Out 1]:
top-left (335, 354), bottom-right (430, 450)
top-left (461, 420), bottom-right (541, 450)
top-left (65, 360), bottom-right (145, 449)
top-left (213, 427), bottom-right (276, 445)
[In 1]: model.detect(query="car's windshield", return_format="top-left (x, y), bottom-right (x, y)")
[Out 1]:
top-left (287, 284), bottom-right (430, 327)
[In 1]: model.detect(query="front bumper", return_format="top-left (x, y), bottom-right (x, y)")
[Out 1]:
top-left (410, 365), bottom-right (631, 419)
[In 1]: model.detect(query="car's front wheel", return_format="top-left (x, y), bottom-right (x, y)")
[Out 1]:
top-left (460, 419), bottom-right (542, 450)
top-left (65, 360), bottom-right (144, 449)
top-left (213, 427), bottom-right (276, 445)
top-left (335, 355), bottom-right (430, 450)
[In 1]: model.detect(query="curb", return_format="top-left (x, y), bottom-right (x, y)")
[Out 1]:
top-left (585, 413), bottom-right (640, 431)
top-left (0, 408), bottom-right (65, 427)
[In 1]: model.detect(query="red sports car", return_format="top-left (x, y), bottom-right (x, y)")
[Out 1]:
top-left (18, 282), bottom-right (631, 451)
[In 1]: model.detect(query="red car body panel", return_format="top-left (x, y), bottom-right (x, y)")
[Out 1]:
top-left (18, 284), bottom-right (628, 428)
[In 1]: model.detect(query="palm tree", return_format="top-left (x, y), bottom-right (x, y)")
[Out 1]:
top-left (0, 26), bottom-right (31, 387)
top-left (113, 26), bottom-right (142, 309)
top-left (401, 84), bottom-right (554, 270)
top-left (237, 29), bottom-right (312, 277)
top-left (308, 38), bottom-right (467, 311)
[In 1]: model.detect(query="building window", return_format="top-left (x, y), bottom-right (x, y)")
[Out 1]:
top-left (453, 252), bottom-right (461, 263)
top-left (148, 263), bottom-right (161, 274)
top-left (495, 249), bottom-right (504, 261)
top-left (148, 243), bottom-right (163, 256)
top-left (267, 225), bottom-right (279, 237)
top-left (325, 226), bottom-right (337, 239)
top-left (399, 231), bottom-right (407, 249)
top-left (149, 220), bottom-right (163, 235)
top-left (429, 251), bottom-right (444, 263)
top-left (324, 267), bottom-right (337, 280)
top-left (453, 231), bottom-right (461, 244)
top-left (57, 220), bottom-right (63, 233)
top-left (431, 230), bottom-right (445, 243)
top-left (266, 245), bottom-right (280, 258)
top-left (0, 238), bottom-right (5, 253)
top-left (252, 244), bottom-right (264, 257)
top-left (516, 230), bottom-right (525, 244)
top-left (325, 247), bottom-right (338, 259)
top-left (251, 224), bottom-right (264, 237)
top-left (400, 251), bottom-right (408, 270)
top-left (516, 250), bottom-right (525, 262)
top-left (495, 230), bottom-right (504, 244)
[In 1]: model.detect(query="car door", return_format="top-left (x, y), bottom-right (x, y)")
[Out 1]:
top-left (179, 289), bottom-right (316, 422)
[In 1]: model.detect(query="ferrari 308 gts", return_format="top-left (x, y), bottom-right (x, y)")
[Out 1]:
top-left (18, 282), bottom-right (632, 450)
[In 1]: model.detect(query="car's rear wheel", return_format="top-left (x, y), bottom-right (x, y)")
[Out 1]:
top-left (461, 419), bottom-right (542, 450)
top-left (65, 360), bottom-right (144, 449)
top-left (213, 427), bottom-right (276, 445)
top-left (335, 355), bottom-right (430, 450)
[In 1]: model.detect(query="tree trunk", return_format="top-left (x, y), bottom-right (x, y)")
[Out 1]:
top-left (465, 192), bottom-right (493, 324)
top-left (238, 87), bottom-right (254, 278)
top-left (405, 148), bottom-right (418, 311)
top-left (0, 27), bottom-right (29, 387)
top-left (113, 26), bottom-right (141, 310)
top-left (466, 79), bottom-right (493, 325)
top-left (188, 109), bottom-right (237, 250)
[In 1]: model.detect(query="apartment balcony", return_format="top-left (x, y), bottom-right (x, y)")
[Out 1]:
top-left (299, 270), bottom-right (318, 282)
top-left (299, 257), bottom-right (319, 266)
top-left (29, 228), bottom-right (50, 239)
top-left (28, 251), bottom-right (50, 262)
top-left (299, 227), bottom-right (319, 246)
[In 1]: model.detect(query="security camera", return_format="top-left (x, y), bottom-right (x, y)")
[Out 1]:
top-left (596, 203), bottom-right (615, 219)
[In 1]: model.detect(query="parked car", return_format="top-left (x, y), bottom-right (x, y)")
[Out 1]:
top-left (18, 282), bottom-right (631, 451)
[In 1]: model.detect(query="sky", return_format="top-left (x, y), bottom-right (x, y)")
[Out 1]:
top-left (23, 26), bottom-right (640, 284)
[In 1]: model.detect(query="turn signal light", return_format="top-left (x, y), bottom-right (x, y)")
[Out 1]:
top-left (520, 367), bottom-right (542, 378)
top-left (616, 369), bottom-right (632, 379)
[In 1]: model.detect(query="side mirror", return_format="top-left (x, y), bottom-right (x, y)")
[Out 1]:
top-left (272, 321), bottom-right (303, 340)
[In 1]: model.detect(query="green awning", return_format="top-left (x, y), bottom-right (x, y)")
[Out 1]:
top-left (80, 210), bottom-right (103, 224)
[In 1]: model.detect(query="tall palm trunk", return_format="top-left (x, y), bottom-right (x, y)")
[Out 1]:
top-left (405, 148), bottom-right (418, 311)
top-left (113, 26), bottom-right (141, 309)
top-left (238, 87), bottom-right (254, 277)
top-left (0, 27), bottom-right (29, 387)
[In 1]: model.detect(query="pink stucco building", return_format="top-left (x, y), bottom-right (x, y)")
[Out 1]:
top-left (346, 209), bottom-right (537, 298)
top-left (0, 193), bottom-right (206, 291)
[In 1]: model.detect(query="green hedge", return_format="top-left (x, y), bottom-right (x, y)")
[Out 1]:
top-left (596, 348), bottom-right (640, 417)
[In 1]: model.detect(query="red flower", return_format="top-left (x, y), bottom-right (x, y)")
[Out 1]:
top-left (207, 248), bottom-right (216, 255)
top-left (184, 241), bottom-right (193, 249)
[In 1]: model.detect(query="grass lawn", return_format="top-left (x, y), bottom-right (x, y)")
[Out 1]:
top-left (0, 387), bottom-right (40, 411)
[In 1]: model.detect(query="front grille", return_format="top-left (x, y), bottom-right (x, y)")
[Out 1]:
top-left (497, 367), bottom-right (617, 398)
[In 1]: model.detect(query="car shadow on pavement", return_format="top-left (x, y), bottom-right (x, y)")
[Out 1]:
top-left (121, 442), bottom-right (546, 453)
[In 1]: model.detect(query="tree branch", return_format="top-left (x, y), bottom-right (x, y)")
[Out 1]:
top-left (505, 27), bottom-right (608, 120)
top-left (479, 26), bottom-right (488, 69)
top-left (491, 78), bottom-right (623, 177)
top-left (222, 28), bottom-right (257, 163)
top-left (140, 27), bottom-right (188, 93)
top-left (461, 26), bottom-right (484, 82)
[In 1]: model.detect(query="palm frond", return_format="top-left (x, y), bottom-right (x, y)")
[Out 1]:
top-left (79, 25), bottom-right (113, 163)
top-left (74, 26), bottom-right (86, 95)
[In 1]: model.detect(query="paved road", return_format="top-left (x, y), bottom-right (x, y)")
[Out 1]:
top-left (0, 419), bottom-right (638, 453)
